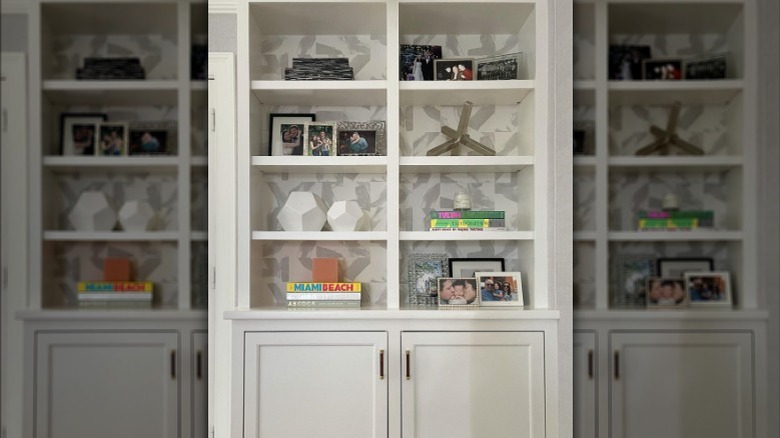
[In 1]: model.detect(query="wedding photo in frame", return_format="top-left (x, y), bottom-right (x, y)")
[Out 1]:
top-left (269, 113), bottom-right (315, 156)
top-left (336, 121), bottom-right (386, 156)
top-left (60, 113), bottom-right (107, 156)
top-left (685, 272), bottom-right (733, 308)
top-left (437, 278), bottom-right (479, 307)
top-left (475, 272), bottom-right (523, 307)
top-left (304, 122), bottom-right (337, 156)
top-left (448, 258), bottom-right (505, 278)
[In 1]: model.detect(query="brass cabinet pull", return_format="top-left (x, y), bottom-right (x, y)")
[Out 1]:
top-left (379, 349), bottom-right (384, 380)
top-left (588, 350), bottom-right (594, 380)
top-left (196, 350), bottom-right (203, 380)
top-left (405, 350), bottom-right (411, 380)
top-left (171, 350), bottom-right (177, 380)
top-left (614, 351), bottom-right (620, 380)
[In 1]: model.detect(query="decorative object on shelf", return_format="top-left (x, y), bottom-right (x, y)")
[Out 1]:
top-left (573, 120), bottom-right (595, 156)
top-left (406, 253), bottom-right (449, 306)
top-left (76, 57), bottom-right (145, 80)
top-left (608, 45), bottom-right (651, 80)
top-left (286, 282), bottom-right (362, 308)
top-left (426, 101), bottom-right (496, 156)
top-left (657, 258), bottom-right (714, 278)
top-left (684, 54), bottom-right (727, 80)
top-left (118, 200), bottom-right (157, 232)
top-left (305, 122), bottom-right (338, 156)
top-left (284, 57), bottom-right (353, 80)
top-left (128, 121), bottom-right (177, 155)
top-left (453, 191), bottom-right (472, 211)
top-left (326, 200), bottom-right (369, 232)
top-left (269, 113), bottom-right (316, 156)
top-left (437, 278), bottom-right (479, 307)
top-left (612, 255), bottom-right (655, 308)
top-left (76, 281), bottom-right (153, 307)
top-left (336, 121), bottom-right (386, 156)
top-left (97, 122), bottom-right (129, 156)
top-left (429, 210), bottom-right (506, 231)
top-left (312, 258), bottom-right (340, 283)
top-left (637, 210), bottom-right (714, 231)
top-left (476, 52), bottom-right (523, 80)
top-left (662, 193), bottom-right (679, 211)
top-left (60, 113), bottom-right (107, 156)
top-left (68, 191), bottom-right (117, 232)
top-left (449, 258), bottom-right (505, 279)
top-left (277, 191), bottom-right (328, 231)
top-left (103, 258), bottom-right (132, 281)
top-left (645, 277), bottom-right (689, 309)
top-left (635, 101), bottom-right (704, 156)
top-left (642, 58), bottom-right (683, 80)
top-left (684, 271), bottom-right (732, 308)
top-left (476, 272), bottom-right (524, 307)
top-left (399, 44), bottom-right (442, 81)
top-left (434, 58), bottom-right (474, 81)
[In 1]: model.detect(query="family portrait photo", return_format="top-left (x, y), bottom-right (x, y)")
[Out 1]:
top-left (475, 272), bottom-right (524, 307)
top-left (60, 113), bottom-right (107, 156)
top-left (437, 278), bottom-right (479, 306)
top-left (685, 272), bottom-right (732, 307)
top-left (337, 129), bottom-right (376, 155)
top-left (305, 123), bottom-right (337, 156)
top-left (269, 113), bottom-right (315, 156)
top-left (646, 277), bottom-right (688, 309)
top-left (97, 122), bottom-right (128, 156)
top-left (128, 121), bottom-right (175, 155)
top-left (434, 59), bottom-right (474, 81)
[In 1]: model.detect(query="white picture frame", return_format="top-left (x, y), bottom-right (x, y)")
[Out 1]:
top-left (475, 271), bottom-right (524, 307)
top-left (684, 271), bottom-right (732, 308)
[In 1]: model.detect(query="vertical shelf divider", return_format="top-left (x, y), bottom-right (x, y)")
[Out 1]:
top-left (594, 0), bottom-right (609, 310)
top-left (386, 0), bottom-right (400, 310)
top-left (178, 0), bottom-right (193, 310)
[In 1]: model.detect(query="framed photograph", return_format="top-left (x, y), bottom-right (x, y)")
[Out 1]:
top-left (684, 54), bottom-right (727, 80)
top-left (608, 45), bottom-right (651, 80)
top-left (642, 58), bottom-right (683, 80)
top-left (646, 277), bottom-right (689, 309)
top-left (60, 113), bottom-right (107, 156)
top-left (399, 44), bottom-right (442, 81)
top-left (475, 272), bottom-right (523, 307)
top-left (657, 258), bottom-right (714, 278)
top-left (96, 122), bottom-right (128, 156)
top-left (613, 255), bottom-right (655, 308)
top-left (434, 58), bottom-right (474, 81)
top-left (475, 52), bottom-right (522, 80)
top-left (128, 121), bottom-right (176, 155)
top-left (437, 278), bottom-right (479, 307)
top-left (304, 122), bottom-right (337, 156)
top-left (448, 258), bottom-right (505, 279)
top-left (406, 253), bottom-right (449, 306)
top-left (269, 113), bottom-right (315, 156)
top-left (336, 121), bottom-right (386, 156)
top-left (685, 272), bottom-right (732, 308)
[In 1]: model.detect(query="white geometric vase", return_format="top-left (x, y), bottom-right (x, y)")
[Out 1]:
top-left (118, 200), bottom-right (156, 232)
top-left (327, 200), bottom-right (369, 232)
top-left (278, 192), bottom-right (328, 231)
top-left (68, 191), bottom-right (117, 231)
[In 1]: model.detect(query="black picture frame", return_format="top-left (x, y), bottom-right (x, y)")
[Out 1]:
top-left (399, 44), bottom-right (442, 81)
top-left (59, 112), bottom-right (108, 155)
top-left (268, 113), bottom-right (316, 156)
top-left (608, 45), bottom-right (651, 80)
top-left (657, 258), bottom-right (714, 278)
top-left (448, 258), bottom-right (505, 279)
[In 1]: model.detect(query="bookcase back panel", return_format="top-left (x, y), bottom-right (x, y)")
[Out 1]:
top-left (191, 91), bottom-right (208, 156)
top-left (191, 241), bottom-right (208, 309)
top-left (191, 172), bottom-right (208, 232)
top-left (250, 241), bottom-right (387, 307)
top-left (574, 172), bottom-right (596, 232)
top-left (574, 3), bottom-right (595, 81)
top-left (574, 242), bottom-right (596, 309)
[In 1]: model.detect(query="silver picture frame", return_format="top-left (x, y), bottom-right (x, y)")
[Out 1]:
top-left (336, 120), bottom-right (386, 156)
top-left (406, 253), bottom-right (449, 306)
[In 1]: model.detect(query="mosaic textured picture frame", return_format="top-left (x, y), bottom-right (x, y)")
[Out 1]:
top-left (612, 255), bottom-right (655, 308)
top-left (406, 253), bottom-right (449, 306)
top-left (336, 120), bottom-right (386, 156)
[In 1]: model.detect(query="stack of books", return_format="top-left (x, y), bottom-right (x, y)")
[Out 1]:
top-left (429, 210), bottom-right (506, 231)
top-left (284, 58), bottom-right (354, 81)
top-left (285, 282), bottom-right (362, 308)
top-left (77, 281), bottom-right (153, 307)
top-left (76, 57), bottom-right (146, 80)
top-left (637, 210), bottom-right (714, 231)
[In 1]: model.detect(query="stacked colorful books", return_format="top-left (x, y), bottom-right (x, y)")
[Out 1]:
top-left (286, 282), bottom-right (362, 308)
top-left (637, 210), bottom-right (714, 231)
top-left (428, 210), bottom-right (506, 231)
top-left (76, 281), bottom-right (153, 307)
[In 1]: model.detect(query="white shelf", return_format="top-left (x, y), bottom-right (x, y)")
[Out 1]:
top-left (608, 80), bottom-right (743, 105)
top-left (400, 81), bottom-right (534, 106)
top-left (608, 156), bottom-right (743, 171)
top-left (400, 231), bottom-right (534, 241)
top-left (251, 81), bottom-right (387, 106)
top-left (43, 156), bottom-right (180, 172)
top-left (251, 156), bottom-right (387, 174)
top-left (573, 156), bottom-right (596, 168)
top-left (226, 308), bottom-right (561, 321)
top-left (400, 156), bottom-right (533, 173)
top-left (43, 80), bottom-right (179, 106)
top-left (252, 231), bottom-right (388, 242)
top-left (574, 81), bottom-right (596, 106)
top-left (608, 231), bottom-right (743, 242)
top-left (43, 231), bottom-right (180, 242)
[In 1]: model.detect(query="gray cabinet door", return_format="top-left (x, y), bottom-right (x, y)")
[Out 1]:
top-left (574, 331), bottom-right (597, 438)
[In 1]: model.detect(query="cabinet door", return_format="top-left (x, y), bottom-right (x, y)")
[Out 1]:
top-left (244, 332), bottom-right (387, 438)
top-left (610, 331), bottom-right (754, 438)
top-left (401, 331), bottom-right (545, 438)
top-left (34, 331), bottom-right (178, 438)
top-left (192, 331), bottom-right (208, 438)
top-left (574, 331), bottom-right (597, 438)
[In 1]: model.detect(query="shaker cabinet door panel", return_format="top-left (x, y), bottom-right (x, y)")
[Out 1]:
top-left (574, 331), bottom-right (597, 438)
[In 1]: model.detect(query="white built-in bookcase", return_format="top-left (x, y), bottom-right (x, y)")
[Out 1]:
top-left (572, 0), bottom-right (758, 310)
top-left (235, 0), bottom-right (569, 312)
top-left (28, 0), bottom-right (208, 310)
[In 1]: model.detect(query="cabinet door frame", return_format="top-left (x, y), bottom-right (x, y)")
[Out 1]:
top-left (609, 330), bottom-right (754, 438)
top-left (574, 330), bottom-right (598, 438)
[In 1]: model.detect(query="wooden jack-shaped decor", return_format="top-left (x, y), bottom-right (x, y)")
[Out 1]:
top-left (426, 101), bottom-right (496, 156)
top-left (635, 101), bottom-right (704, 156)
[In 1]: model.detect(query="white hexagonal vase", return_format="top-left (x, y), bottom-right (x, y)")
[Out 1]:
top-left (327, 200), bottom-right (369, 232)
top-left (278, 192), bottom-right (328, 232)
top-left (118, 200), bottom-right (157, 232)
top-left (68, 191), bottom-right (117, 232)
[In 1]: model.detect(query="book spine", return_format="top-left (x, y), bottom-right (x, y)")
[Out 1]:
top-left (285, 282), bottom-right (362, 292)
top-left (429, 210), bottom-right (505, 219)
top-left (638, 218), bottom-right (699, 230)
top-left (286, 293), bottom-right (362, 301)
top-left (638, 210), bottom-right (714, 219)
top-left (429, 219), bottom-right (506, 228)
top-left (78, 300), bottom-right (153, 308)
top-left (287, 300), bottom-right (361, 308)
top-left (77, 292), bottom-right (153, 300)
top-left (428, 227), bottom-right (507, 231)
top-left (77, 281), bottom-right (154, 292)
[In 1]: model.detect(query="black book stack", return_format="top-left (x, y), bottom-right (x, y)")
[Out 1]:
top-left (76, 57), bottom-right (146, 80)
top-left (284, 57), bottom-right (354, 80)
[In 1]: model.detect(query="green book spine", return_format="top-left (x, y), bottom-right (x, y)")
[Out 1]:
top-left (638, 218), bottom-right (699, 229)
top-left (638, 210), bottom-right (714, 219)
top-left (429, 218), bottom-right (506, 228)
top-left (429, 210), bottom-right (505, 219)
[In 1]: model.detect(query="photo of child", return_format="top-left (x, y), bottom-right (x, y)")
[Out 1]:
top-left (437, 278), bottom-right (478, 306)
top-left (646, 277), bottom-right (688, 309)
